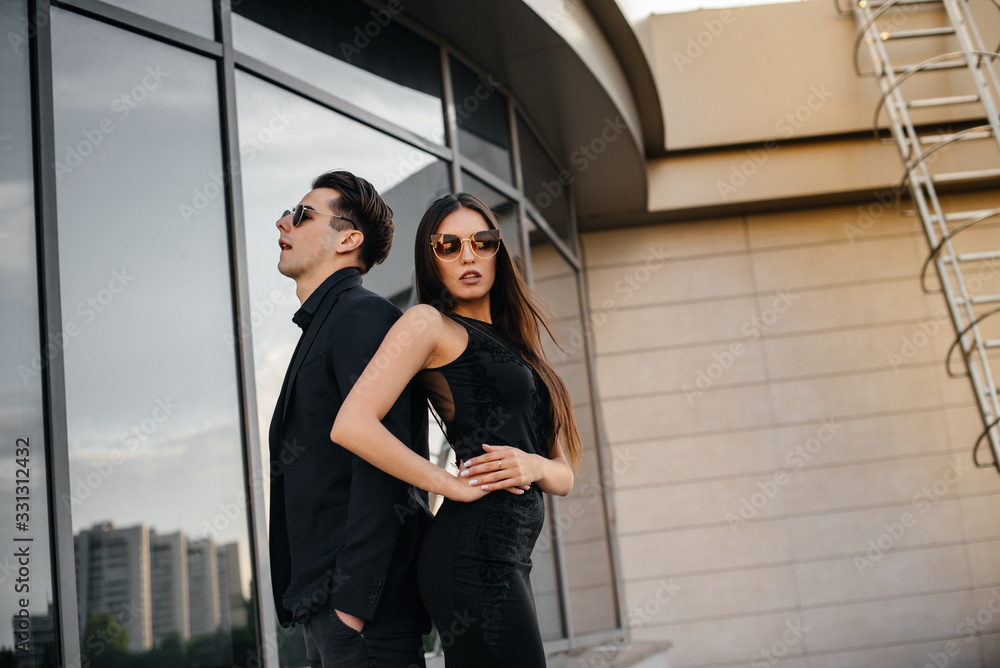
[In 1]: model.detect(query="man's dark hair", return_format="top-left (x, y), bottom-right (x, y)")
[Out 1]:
top-left (311, 170), bottom-right (393, 274)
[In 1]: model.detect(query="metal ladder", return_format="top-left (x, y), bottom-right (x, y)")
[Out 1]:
top-left (840, 0), bottom-right (1000, 473)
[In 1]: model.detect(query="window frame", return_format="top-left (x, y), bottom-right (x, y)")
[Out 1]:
top-left (25, 0), bottom-right (625, 664)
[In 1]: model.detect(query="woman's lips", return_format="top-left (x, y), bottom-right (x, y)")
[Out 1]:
top-left (459, 270), bottom-right (481, 284)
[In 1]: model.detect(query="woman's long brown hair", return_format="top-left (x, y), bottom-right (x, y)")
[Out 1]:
top-left (414, 193), bottom-right (583, 470)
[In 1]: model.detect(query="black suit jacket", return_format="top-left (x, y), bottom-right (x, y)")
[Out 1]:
top-left (268, 267), bottom-right (430, 626)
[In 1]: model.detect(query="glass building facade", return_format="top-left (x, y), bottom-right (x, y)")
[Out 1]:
top-left (1, 0), bottom-right (622, 665)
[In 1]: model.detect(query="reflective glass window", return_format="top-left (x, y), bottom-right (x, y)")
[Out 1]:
top-left (527, 218), bottom-right (618, 636)
top-left (52, 9), bottom-right (259, 664)
top-left (519, 115), bottom-right (573, 246)
top-left (462, 171), bottom-right (521, 260)
top-left (236, 70), bottom-right (450, 666)
top-left (233, 0), bottom-right (445, 144)
top-left (0, 1), bottom-right (60, 664)
top-left (98, 0), bottom-right (214, 39)
top-left (451, 57), bottom-right (513, 184)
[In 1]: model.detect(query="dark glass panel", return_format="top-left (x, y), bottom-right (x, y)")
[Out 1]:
top-left (51, 9), bottom-right (259, 664)
top-left (99, 0), bottom-right (214, 39)
top-left (451, 56), bottom-right (512, 184)
top-left (461, 171), bottom-right (521, 260)
top-left (527, 218), bottom-right (618, 636)
top-left (233, 0), bottom-right (445, 144)
top-left (0, 1), bottom-right (60, 663)
top-left (518, 115), bottom-right (573, 246)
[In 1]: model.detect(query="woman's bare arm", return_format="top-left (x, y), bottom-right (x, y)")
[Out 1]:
top-left (462, 440), bottom-right (574, 497)
top-left (330, 305), bottom-right (492, 502)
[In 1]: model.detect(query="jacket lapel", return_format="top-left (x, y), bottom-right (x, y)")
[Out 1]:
top-left (274, 271), bottom-right (361, 432)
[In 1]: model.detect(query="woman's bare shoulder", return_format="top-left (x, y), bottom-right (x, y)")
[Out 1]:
top-left (399, 305), bottom-right (468, 368)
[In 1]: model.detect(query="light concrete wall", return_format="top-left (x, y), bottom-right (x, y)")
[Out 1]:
top-left (646, 1), bottom-right (1000, 151)
top-left (629, 0), bottom-right (1000, 222)
top-left (581, 190), bottom-right (1000, 667)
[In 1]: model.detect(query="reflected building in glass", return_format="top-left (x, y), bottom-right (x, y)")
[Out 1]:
top-left (3, 0), bottom-right (658, 665)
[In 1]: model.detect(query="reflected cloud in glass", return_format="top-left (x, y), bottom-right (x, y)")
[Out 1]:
top-left (52, 8), bottom-right (257, 661)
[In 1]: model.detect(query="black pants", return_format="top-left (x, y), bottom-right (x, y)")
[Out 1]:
top-left (302, 607), bottom-right (427, 668)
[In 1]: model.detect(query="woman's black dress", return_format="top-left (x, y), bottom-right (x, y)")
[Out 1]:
top-left (417, 313), bottom-right (551, 667)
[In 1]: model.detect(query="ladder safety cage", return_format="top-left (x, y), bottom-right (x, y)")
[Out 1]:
top-left (840, 0), bottom-right (1000, 473)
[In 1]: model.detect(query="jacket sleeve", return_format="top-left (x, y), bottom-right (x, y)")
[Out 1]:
top-left (327, 294), bottom-right (418, 621)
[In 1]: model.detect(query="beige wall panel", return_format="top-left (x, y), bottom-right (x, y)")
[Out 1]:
top-left (794, 544), bottom-right (972, 607)
top-left (646, 135), bottom-right (1000, 213)
top-left (581, 186), bottom-right (1000, 663)
top-left (616, 521), bottom-right (793, 578)
top-left (751, 234), bottom-right (926, 292)
top-left (563, 539), bottom-right (615, 589)
top-left (784, 499), bottom-right (967, 561)
top-left (801, 589), bottom-right (975, 652)
top-left (972, 586), bottom-right (1000, 635)
top-left (944, 404), bottom-right (997, 449)
top-left (967, 539), bottom-right (1000, 588)
top-left (616, 475), bottom-right (788, 534)
top-left (772, 412), bottom-right (949, 467)
top-left (761, 453), bottom-right (969, 515)
top-left (587, 252), bottom-right (753, 309)
top-left (534, 273), bottom-right (581, 317)
top-left (962, 490), bottom-right (1000, 541)
top-left (647, 137), bottom-right (902, 213)
top-left (747, 203), bottom-right (920, 249)
top-left (609, 431), bottom-right (781, 486)
top-left (568, 583), bottom-right (618, 636)
top-left (596, 339), bottom-right (768, 399)
top-left (806, 638), bottom-right (985, 668)
top-left (753, 279), bottom-right (943, 336)
top-left (623, 565), bottom-right (798, 625)
top-left (554, 499), bottom-right (609, 545)
top-left (647, 2), bottom-right (992, 150)
top-left (763, 320), bottom-right (952, 379)
top-left (632, 611), bottom-right (809, 666)
top-left (983, 632), bottom-right (1000, 660)
top-left (582, 216), bottom-right (746, 266)
top-left (767, 365), bottom-right (950, 423)
top-left (593, 297), bottom-right (760, 354)
top-left (602, 385), bottom-right (773, 441)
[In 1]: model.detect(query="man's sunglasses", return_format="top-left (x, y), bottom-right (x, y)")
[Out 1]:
top-left (282, 204), bottom-right (355, 229)
top-left (430, 229), bottom-right (502, 261)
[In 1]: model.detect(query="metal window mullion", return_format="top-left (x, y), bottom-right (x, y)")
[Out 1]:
top-left (440, 48), bottom-right (462, 191)
top-left (54, 0), bottom-right (222, 57)
top-left (215, 2), bottom-right (277, 666)
top-left (29, 0), bottom-right (81, 663)
top-left (523, 201), bottom-right (580, 272)
top-left (574, 249), bottom-right (626, 638)
top-left (546, 495), bottom-right (574, 645)
top-left (232, 52), bottom-right (451, 163)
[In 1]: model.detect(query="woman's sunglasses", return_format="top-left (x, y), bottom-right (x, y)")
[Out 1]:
top-left (431, 229), bottom-right (502, 261)
top-left (282, 204), bottom-right (355, 229)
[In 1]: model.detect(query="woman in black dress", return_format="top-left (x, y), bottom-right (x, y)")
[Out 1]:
top-left (331, 193), bottom-right (582, 666)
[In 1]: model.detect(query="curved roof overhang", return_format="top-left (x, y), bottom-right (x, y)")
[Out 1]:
top-left (402, 0), bottom-right (663, 227)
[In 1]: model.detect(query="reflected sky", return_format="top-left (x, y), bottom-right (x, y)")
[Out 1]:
top-left (236, 71), bottom-right (450, 515)
top-left (96, 0), bottom-right (214, 38)
top-left (0, 0), bottom-right (57, 652)
top-left (50, 8), bottom-right (254, 643)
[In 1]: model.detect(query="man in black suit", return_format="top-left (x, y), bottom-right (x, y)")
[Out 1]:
top-left (269, 170), bottom-right (430, 667)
